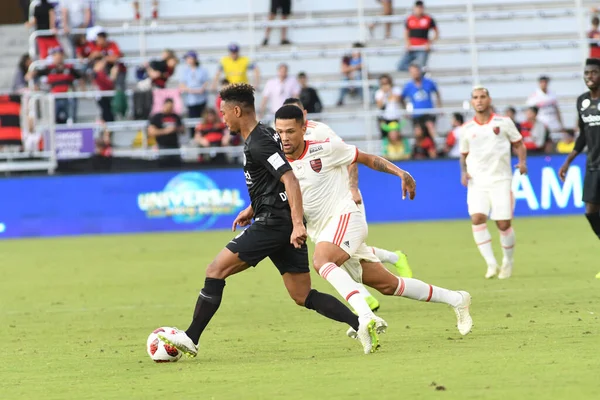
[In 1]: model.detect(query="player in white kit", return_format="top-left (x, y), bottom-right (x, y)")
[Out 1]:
top-left (282, 98), bottom-right (413, 312)
top-left (275, 105), bottom-right (473, 344)
top-left (460, 86), bottom-right (528, 279)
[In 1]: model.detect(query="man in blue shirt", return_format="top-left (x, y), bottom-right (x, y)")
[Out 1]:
top-left (179, 50), bottom-right (210, 137)
top-left (400, 63), bottom-right (442, 138)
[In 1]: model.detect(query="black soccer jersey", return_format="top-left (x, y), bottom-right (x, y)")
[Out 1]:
top-left (243, 123), bottom-right (293, 219)
top-left (576, 93), bottom-right (600, 171)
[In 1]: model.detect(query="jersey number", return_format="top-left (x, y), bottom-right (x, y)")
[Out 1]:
top-left (279, 192), bottom-right (288, 202)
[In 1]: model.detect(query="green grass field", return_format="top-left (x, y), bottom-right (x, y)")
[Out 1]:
top-left (1, 216), bottom-right (599, 400)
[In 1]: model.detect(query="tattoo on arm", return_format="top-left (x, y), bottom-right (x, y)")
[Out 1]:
top-left (348, 164), bottom-right (359, 189)
top-left (373, 157), bottom-right (390, 173)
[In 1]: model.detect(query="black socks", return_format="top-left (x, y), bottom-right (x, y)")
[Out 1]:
top-left (305, 289), bottom-right (360, 331)
top-left (585, 213), bottom-right (600, 239)
top-left (185, 278), bottom-right (226, 344)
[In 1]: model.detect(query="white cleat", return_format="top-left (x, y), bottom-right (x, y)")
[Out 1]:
top-left (373, 315), bottom-right (388, 334)
top-left (453, 291), bottom-right (473, 336)
top-left (498, 262), bottom-right (513, 279)
top-left (485, 264), bottom-right (499, 279)
top-left (157, 327), bottom-right (198, 357)
top-left (356, 317), bottom-right (380, 354)
top-left (346, 327), bottom-right (358, 339)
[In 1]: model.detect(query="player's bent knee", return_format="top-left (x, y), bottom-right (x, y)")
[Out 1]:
top-left (496, 220), bottom-right (512, 231)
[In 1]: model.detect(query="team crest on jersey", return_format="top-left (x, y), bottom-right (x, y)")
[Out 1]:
top-left (581, 98), bottom-right (591, 111)
top-left (310, 159), bottom-right (322, 173)
top-left (492, 126), bottom-right (500, 135)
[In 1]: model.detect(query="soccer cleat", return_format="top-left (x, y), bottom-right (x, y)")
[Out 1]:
top-left (498, 262), bottom-right (513, 279)
top-left (372, 315), bottom-right (388, 334)
top-left (356, 318), bottom-right (381, 354)
top-left (453, 291), bottom-right (473, 336)
top-left (157, 328), bottom-right (198, 357)
top-left (393, 251), bottom-right (413, 278)
top-left (365, 295), bottom-right (380, 312)
top-left (485, 264), bottom-right (499, 279)
top-left (346, 327), bottom-right (358, 339)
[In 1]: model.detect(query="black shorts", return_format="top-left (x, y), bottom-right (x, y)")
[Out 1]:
top-left (226, 218), bottom-right (309, 275)
top-left (271, 0), bottom-right (291, 15)
top-left (413, 114), bottom-right (436, 127)
top-left (583, 169), bottom-right (600, 204)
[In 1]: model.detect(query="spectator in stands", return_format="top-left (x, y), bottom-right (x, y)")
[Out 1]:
top-left (297, 72), bottom-right (322, 114)
top-left (412, 122), bottom-right (437, 159)
top-left (375, 74), bottom-right (402, 139)
top-left (12, 54), bottom-right (32, 93)
top-left (194, 108), bottom-right (230, 164)
top-left (215, 79), bottom-right (230, 121)
top-left (520, 106), bottom-right (549, 154)
top-left (74, 34), bottom-right (93, 61)
top-left (179, 50), bottom-right (210, 136)
top-left (214, 43), bottom-right (259, 88)
top-left (259, 63), bottom-right (301, 118)
top-left (400, 63), bottom-right (441, 138)
top-left (26, 0), bottom-right (60, 59)
top-left (444, 112), bottom-right (464, 158)
top-left (398, 1), bottom-right (438, 71)
top-left (143, 49), bottom-right (178, 89)
top-left (92, 58), bottom-right (119, 122)
top-left (89, 29), bottom-right (126, 90)
top-left (60, 0), bottom-right (93, 56)
top-left (383, 130), bottom-right (411, 161)
top-left (590, 17), bottom-right (600, 59)
top-left (148, 98), bottom-right (184, 168)
top-left (526, 75), bottom-right (563, 135)
top-left (369, 0), bottom-right (394, 40)
top-left (263, 0), bottom-right (292, 46)
top-left (556, 129), bottom-right (575, 154)
top-left (337, 42), bottom-right (363, 107)
top-left (505, 106), bottom-right (521, 132)
top-left (27, 47), bottom-right (83, 124)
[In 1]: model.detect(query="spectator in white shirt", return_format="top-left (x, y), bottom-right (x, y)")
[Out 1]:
top-left (259, 63), bottom-right (300, 118)
top-left (374, 74), bottom-right (402, 139)
top-left (60, 0), bottom-right (92, 57)
top-left (526, 75), bottom-right (564, 134)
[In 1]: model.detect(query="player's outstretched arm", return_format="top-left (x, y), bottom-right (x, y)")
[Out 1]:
top-left (348, 163), bottom-right (362, 204)
top-left (355, 151), bottom-right (416, 200)
top-left (512, 140), bottom-right (528, 175)
top-left (280, 170), bottom-right (308, 248)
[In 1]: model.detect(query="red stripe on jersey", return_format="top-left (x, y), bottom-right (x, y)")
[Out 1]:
top-left (351, 147), bottom-right (359, 164)
top-left (472, 113), bottom-right (496, 126)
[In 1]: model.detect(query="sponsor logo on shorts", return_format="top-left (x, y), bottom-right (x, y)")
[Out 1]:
top-left (343, 240), bottom-right (350, 247)
top-left (310, 159), bottom-right (322, 173)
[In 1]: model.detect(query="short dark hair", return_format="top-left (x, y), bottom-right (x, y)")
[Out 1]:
top-left (528, 106), bottom-right (539, 115)
top-left (593, 16), bottom-right (599, 26)
top-left (379, 73), bottom-right (393, 85)
top-left (538, 75), bottom-right (550, 82)
top-left (586, 58), bottom-right (600, 68)
top-left (415, 1), bottom-right (424, 7)
top-left (452, 113), bottom-right (464, 125)
top-left (164, 98), bottom-right (174, 104)
top-left (297, 72), bottom-right (307, 79)
top-left (219, 83), bottom-right (255, 110)
top-left (283, 97), bottom-right (303, 108)
top-left (506, 106), bottom-right (517, 114)
top-left (275, 105), bottom-right (305, 125)
top-left (97, 32), bottom-right (107, 39)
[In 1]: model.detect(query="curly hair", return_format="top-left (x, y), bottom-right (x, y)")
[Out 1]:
top-left (219, 83), bottom-right (255, 110)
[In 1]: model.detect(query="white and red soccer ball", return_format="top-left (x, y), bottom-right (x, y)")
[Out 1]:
top-left (147, 327), bottom-right (182, 362)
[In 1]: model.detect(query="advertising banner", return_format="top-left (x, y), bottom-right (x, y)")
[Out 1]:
top-left (0, 155), bottom-right (588, 239)
top-left (50, 127), bottom-right (96, 159)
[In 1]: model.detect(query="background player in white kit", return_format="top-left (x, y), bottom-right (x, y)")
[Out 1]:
top-left (275, 105), bottom-right (473, 345)
top-left (460, 86), bottom-right (528, 279)
top-left (282, 98), bottom-right (412, 312)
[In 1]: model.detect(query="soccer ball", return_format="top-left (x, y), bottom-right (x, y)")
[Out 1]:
top-left (147, 327), bottom-right (182, 363)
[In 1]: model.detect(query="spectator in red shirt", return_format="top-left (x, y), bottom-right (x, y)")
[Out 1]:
top-left (520, 106), bottom-right (550, 154)
top-left (74, 34), bottom-right (93, 61)
top-left (28, 47), bottom-right (83, 124)
top-left (412, 122), bottom-right (437, 159)
top-left (443, 112), bottom-right (464, 158)
top-left (145, 49), bottom-right (178, 89)
top-left (194, 108), bottom-right (231, 164)
top-left (89, 29), bottom-right (127, 90)
top-left (93, 125), bottom-right (113, 171)
top-left (398, 1), bottom-right (439, 71)
top-left (26, 0), bottom-right (60, 59)
top-left (148, 98), bottom-right (184, 168)
top-left (590, 16), bottom-right (600, 59)
top-left (92, 59), bottom-right (119, 122)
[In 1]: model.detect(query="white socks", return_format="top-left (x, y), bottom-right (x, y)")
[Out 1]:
top-left (357, 283), bottom-right (375, 299)
top-left (472, 224), bottom-right (498, 267)
top-left (370, 247), bottom-right (399, 264)
top-left (394, 277), bottom-right (462, 307)
top-left (499, 227), bottom-right (515, 265)
top-left (318, 262), bottom-right (373, 319)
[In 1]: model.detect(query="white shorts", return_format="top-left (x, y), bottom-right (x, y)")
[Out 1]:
top-left (467, 180), bottom-right (514, 221)
top-left (316, 210), bottom-right (379, 283)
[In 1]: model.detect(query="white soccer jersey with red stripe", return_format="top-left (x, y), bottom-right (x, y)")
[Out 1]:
top-left (304, 119), bottom-right (341, 142)
top-left (459, 114), bottom-right (523, 185)
top-left (287, 139), bottom-right (360, 239)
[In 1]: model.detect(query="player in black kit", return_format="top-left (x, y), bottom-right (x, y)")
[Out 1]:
top-left (559, 59), bottom-right (600, 265)
top-left (158, 83), bottom-right (364, 357)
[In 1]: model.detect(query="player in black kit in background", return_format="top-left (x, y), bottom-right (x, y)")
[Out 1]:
top-left (559, 59), bottom-right (600, 277)
top-left (158, 83), bottom-right (366, 357)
